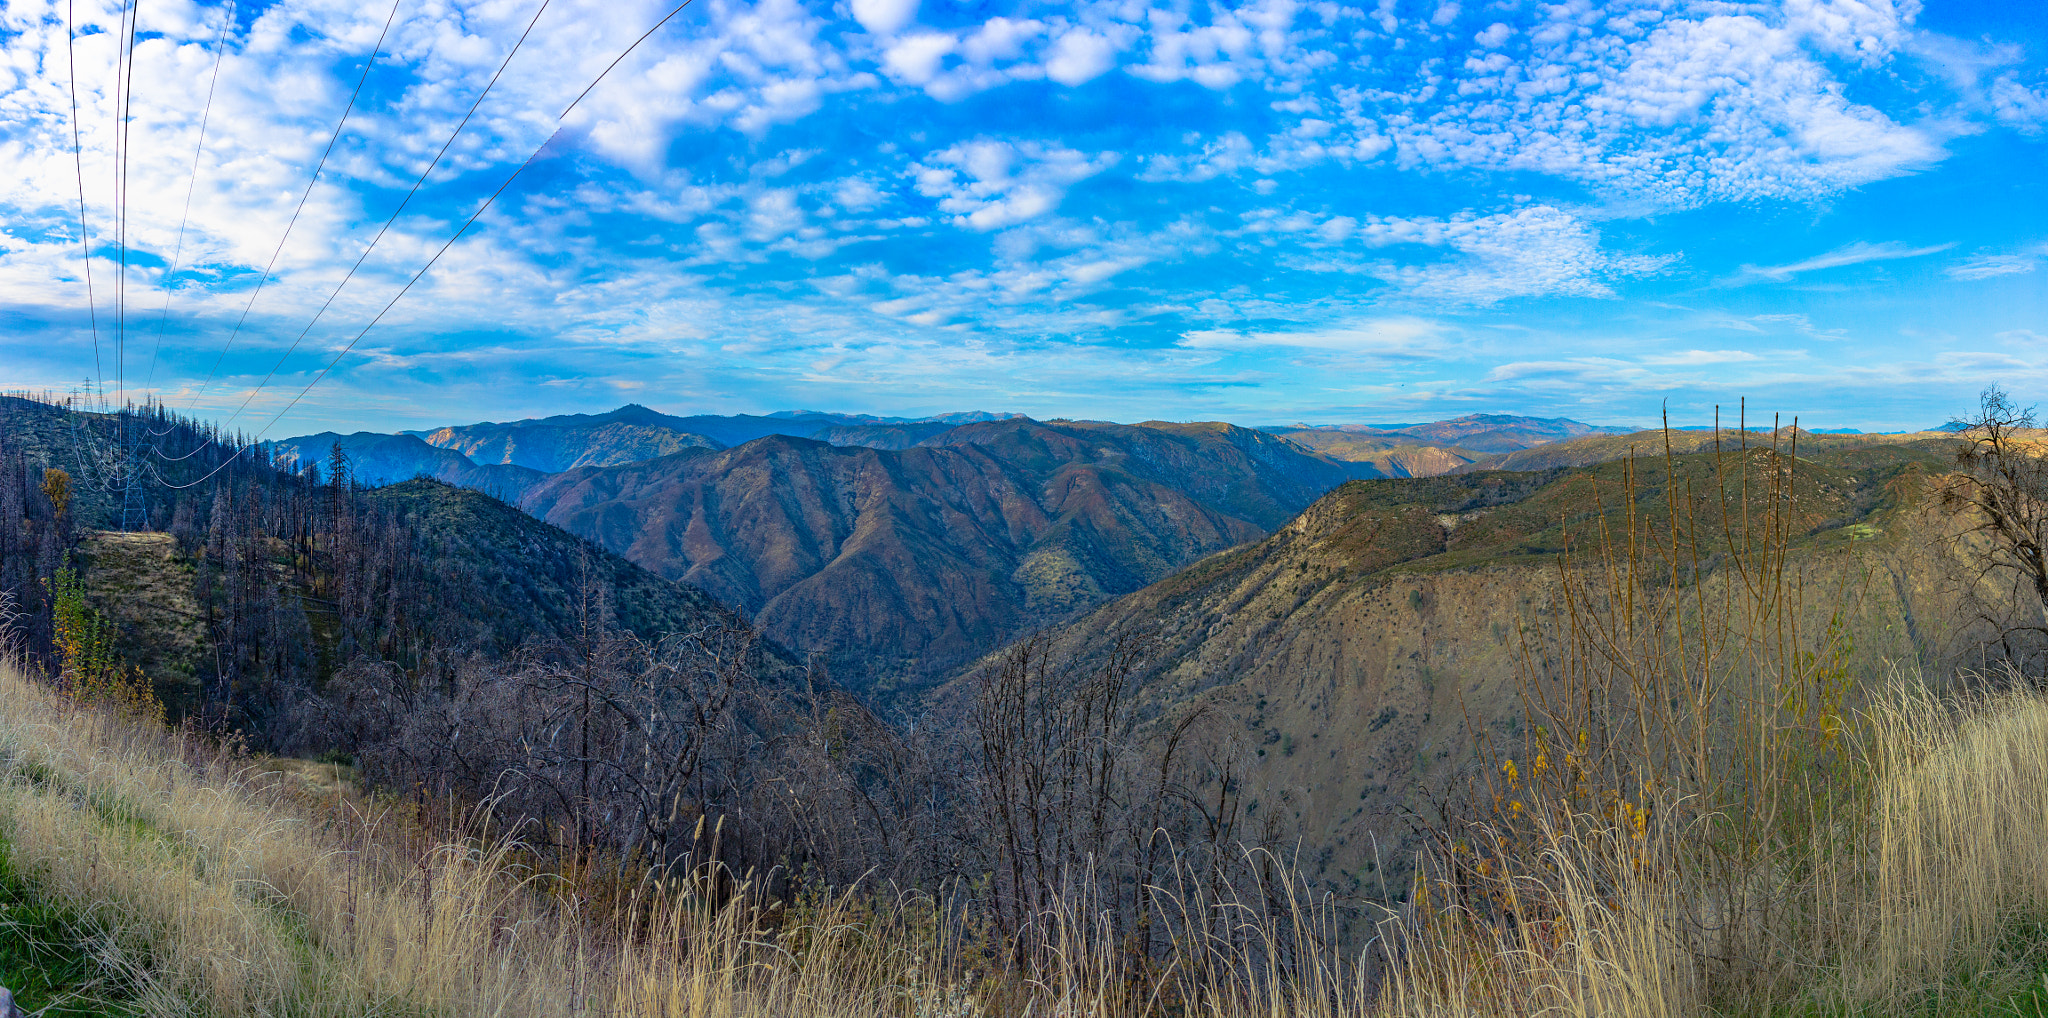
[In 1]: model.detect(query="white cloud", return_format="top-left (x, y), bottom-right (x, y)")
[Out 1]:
top-left (1344, 205), bottom-right (1675, 304)
top-left (1126, 0), bottom-right (1319, 91)
top-left (882, 32), bottom-right (956, 85)
top-left (1137, 131), bottom-right (1255, 182)
top-left (961, 18), bottom-right (1044, 64)
top-left (1784, 0), bottom-right (1915, 65)
top-left (1396, 1), bottom-right (1944, 207)
top-left (850, 0), bottom-right (918, 36)
top-left (1044, 29), bottom-right (1117, 86)
top-left (832, 176), bottom-right (888, 213)
top-left (909, 140), bottom-right (1118, 231)
top-left (1737, 240), bottom-right (1955, 282)
top-left (1180, 316), bottom-right (1446, 354)
top-left (1990, 73), bottom-right (2048, 133)
top-left (1947, 246), bottom-right (2046, 281)
top-left (1640, 349), bottom-right (1762, 366)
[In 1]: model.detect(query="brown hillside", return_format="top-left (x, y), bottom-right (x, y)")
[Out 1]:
top-left (1462, 427), bottom-right (1960, 473)
top-left (1268, 430), bottom-right (1487, 477)
top-left (519, 418), bottom-right (1355, 691)
top-left (946, 436), bottom-right (1984, 898)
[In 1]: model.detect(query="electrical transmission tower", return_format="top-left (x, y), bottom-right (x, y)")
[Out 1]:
top-left (119, 406), bottom-right (148, 532)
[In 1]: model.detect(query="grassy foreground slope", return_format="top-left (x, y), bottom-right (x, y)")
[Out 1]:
top-left (11, 644), bottom-right (2048, 1015)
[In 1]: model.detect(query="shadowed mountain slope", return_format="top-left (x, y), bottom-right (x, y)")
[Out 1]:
top-left (357, 479), bottom-right (781, 662)
top-left (409, 405), bottom-right (1026, 471)
top-left (271, 432), bottom-right (549, 501)
top-left (518, 418), bottom-right (1356, 691)
top-left (947, 435), bottom-right (1969, 898)
top-left (421, 418), bottom-right (720, 472)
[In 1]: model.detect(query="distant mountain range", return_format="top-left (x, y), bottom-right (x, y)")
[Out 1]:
top-left (278, 407), bottom-right (1641, 692)
top-left (518, 419), bottom-right (1354, 690)
top-left (400, 405), bottom-right (1027, 471)
top-left (1264, 413), bottom-right (1633, 460)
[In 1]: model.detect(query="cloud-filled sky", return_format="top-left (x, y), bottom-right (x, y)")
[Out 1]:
top-left (0, 0), bottom-right (2043, 434)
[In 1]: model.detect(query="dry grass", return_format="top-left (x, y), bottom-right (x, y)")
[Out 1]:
top-left (1373, 422), bottom-right (2048, 1018)
top-left (1856, 683), bottom-right (2048, 1002)
top-left (12, 654), bottom-right (2048, 1018)
top-left (0, 657), bottom-right (1378, 1017)
top-left (1369, 677), bottom-right (2048, 1018)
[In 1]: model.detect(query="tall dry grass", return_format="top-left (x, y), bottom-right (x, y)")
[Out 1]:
top-left (1376, 421), bottom-right (2048, 1017)
top-left (0, 656), bottom-right (1387, 1017)
top-left (1374, 676), bottom-right (2048, 1017)
top-left (1858, 682), bottom-right (2048, 1000)
top-left (8, 662), bottom-right (2048, 1018)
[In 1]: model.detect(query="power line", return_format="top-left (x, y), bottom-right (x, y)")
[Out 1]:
top-left (184, 0), bottom-right (403, 413)
top-left (65, 0), bottom-right (103, 394)
top-left (558, 0), bottom-right (696, 120)
top-left (265, 0), bottom-right (703, 436)
top-left (215, 0), bottom-right (556, 434)
top-left (115, 0), bottom-right (143, 409)
top-left (145, 1), bottom-right (237, 398)
top-left (113, 0), bottom-right (148, 528)
top-left (150, 0), bottom-right (703, 491)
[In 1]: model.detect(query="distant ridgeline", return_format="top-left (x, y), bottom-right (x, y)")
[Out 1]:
top-left (268, 407), bottom-right (1646, 694)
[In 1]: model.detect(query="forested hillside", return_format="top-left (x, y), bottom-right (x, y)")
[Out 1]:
top-left (0, 395), bottom-right (905, 878)
top-left (520, 417), bottom-right (1357, 691)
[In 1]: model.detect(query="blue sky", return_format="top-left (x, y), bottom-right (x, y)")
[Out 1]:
top-left (0, 0), bottom-right (2044, 434)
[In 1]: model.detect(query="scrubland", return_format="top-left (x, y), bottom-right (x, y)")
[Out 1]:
top-left (7, 422), bottom-right (2048, 1017)
top-left (10, 624), bottom-right (2048, 1015)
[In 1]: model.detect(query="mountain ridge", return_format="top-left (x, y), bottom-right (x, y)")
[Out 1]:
top-left (935, 433), bottom-right (1969, 897)
top-left (517, 418), bottom-right (1359, 691)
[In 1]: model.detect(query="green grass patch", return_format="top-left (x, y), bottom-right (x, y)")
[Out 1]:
top-left (0, 832), bottom-right (134, 1016)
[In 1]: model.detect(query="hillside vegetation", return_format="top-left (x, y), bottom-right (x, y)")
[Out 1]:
top-left (938, 432), bottom-right (1982, 902)
top-left (9, 592), bottom-right (2048, 1015)
top-left (13, 395), bottom-right (2048, 1016)
top-left (520, 417), bottom-right (1357, 691)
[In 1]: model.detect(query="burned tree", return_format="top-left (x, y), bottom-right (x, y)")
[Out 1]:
top-left (1940, 385), bottom-right (2048, 669)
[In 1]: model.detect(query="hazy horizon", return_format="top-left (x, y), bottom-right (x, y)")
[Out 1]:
top-left (3, 0), bottom-right (2042, 435)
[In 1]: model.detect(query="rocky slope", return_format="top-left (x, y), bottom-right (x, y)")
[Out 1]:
top-left (946, 435), bottom-right (1974, 898)
top-left (1266, 431), bottom-right (1487, 477)
top-left (518, 418), bottom-right (1356, 692)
